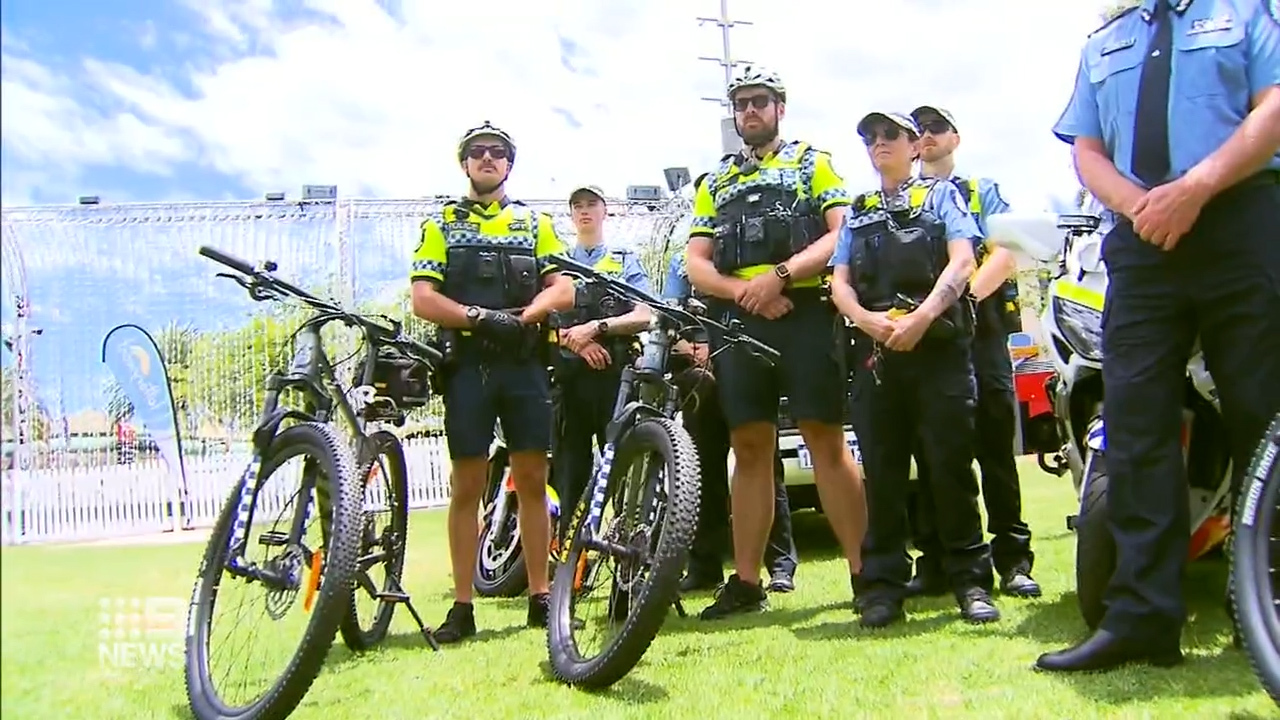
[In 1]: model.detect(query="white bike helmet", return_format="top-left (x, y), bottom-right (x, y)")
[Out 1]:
top-left (726, 64), bottom-right (787, 103)
top-left (457, 121), bottom-right (517, 163)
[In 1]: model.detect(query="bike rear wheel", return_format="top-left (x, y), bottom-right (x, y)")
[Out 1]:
top-left (185, 422), bottom-right (361, 720)
top-left (1233, 413), bottom-right (1280, 705)
top-left (547, 416), bottom-right (700, 689)
top-left (340, 429), bottom-right (409, 651)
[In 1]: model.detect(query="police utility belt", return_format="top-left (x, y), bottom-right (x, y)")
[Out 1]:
top-left (437, 244), bottom-right (546, 362)
top-left (847, 204), bottom-right (974, 343)
top-left (712, 187), bottom-right (824, 274)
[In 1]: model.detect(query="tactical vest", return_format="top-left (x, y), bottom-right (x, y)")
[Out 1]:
top-left (948, 176), bottom-right (1022, 333)
top-left (559, 247), bottom-right (637, 326)
top-left (847, 183), bottom-right (950, 312)
top-left (707, 142), bottom-right (826, 275)
top-left (438, 200), bottom-right (541, 311)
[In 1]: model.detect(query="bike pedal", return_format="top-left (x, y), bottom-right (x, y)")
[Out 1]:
top-left (673, 598), bottom-right (688, 618)
top-left (375, 591), bottom-right (411, 603)
top-left (1065, 514), bottom-right (1078, 531)
top-left (257, 530), bottom-right (290, 547)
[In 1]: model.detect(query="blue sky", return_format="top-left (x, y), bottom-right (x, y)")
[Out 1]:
top-left (1, 0), bottom-right (1107, 417)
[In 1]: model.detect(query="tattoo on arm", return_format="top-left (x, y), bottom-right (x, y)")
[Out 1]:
top-left (922, 264), bottom-right (968, 315)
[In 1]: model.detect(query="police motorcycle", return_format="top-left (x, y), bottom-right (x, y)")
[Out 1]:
top-left (987, 212), bottom-right (1233, 630)
top-left (473, 419), bottom-right (570, 598)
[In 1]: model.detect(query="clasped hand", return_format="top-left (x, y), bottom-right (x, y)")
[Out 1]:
top-left (559, 327), bottom-right (611, 370)
top-left (735, 272), bottom-right (791, 319)
top-left (858, 310), bottom-right (929, 352)
top-left (1129, 176), bottom-right (1211, 251)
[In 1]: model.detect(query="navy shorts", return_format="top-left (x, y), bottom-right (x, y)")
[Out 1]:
top-left (441, 358), bottom-right (553, 460)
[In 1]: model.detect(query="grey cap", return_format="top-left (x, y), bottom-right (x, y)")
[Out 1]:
top-left (568, 185), bottom-right (606, 204)
top-left (910, 105), bottom-right (959, 131)
top-left (856, 111), bottom-right (921, 138)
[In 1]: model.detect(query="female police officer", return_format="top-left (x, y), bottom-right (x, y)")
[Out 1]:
top-left (830, 111), bottom-right (997, 628)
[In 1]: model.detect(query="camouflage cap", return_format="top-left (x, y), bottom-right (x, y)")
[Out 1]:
top-left (856, 111), bottom-right (921, 138)
top-left (910, 106), bottom-right (959, 132)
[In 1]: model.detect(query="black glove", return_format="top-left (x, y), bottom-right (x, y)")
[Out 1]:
top-left (476, 309), bottom-right (524, 340)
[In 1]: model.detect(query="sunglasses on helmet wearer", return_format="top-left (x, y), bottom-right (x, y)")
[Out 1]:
top-left (918, 118), bottom-right (954, 136)
top-left (860, 125), bottom-right (917, 145)
top-left (465, 144), bottom-right (510, 160)
top-left (733, 94), bottom-right (775, 112)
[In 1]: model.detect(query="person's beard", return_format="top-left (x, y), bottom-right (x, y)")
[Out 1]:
top-left (468, 170), bottom-right (505, 196)
top-left (736, 116), bottom-right (779, 150)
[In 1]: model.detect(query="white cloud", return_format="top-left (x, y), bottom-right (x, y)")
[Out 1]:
top-left (1, 0), bottom-right (1105, 212)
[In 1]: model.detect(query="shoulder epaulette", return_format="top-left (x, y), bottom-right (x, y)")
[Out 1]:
top-left (1089, 6), bottom-right (1137, 37)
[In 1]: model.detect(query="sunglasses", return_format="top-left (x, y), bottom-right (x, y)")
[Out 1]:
top-left (861, 125), bottom-right (910, 145)
top-left (919, 119), bottom-right (954, 135)
top-left (733, 95), bottom-right (774, 112)
top-left (465, 144), bottom-right (509, 160)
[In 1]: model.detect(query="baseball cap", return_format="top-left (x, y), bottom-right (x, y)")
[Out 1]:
top-left (910, 105), bottom-right (959, 131)
top-left (568, 185), bottom-right (606, 204)
top-left (856, 112), bottom-right (921, 138)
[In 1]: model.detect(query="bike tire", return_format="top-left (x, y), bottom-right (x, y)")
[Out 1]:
top-left (185, 422), bottom-right (361, 720)
top-left (474, 446), bottom-right (530, 598)
top-left (339, 429), bottom-right (409, 651)
top-left (547, 416), bottom-right (700, 689)
top-left (1232, 413), bottom-right (1280, 706)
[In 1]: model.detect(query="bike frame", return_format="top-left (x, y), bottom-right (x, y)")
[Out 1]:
top-left (220, 312), bottom-right (389, 582)
top-left (548, 253), bottom-right (778, 562)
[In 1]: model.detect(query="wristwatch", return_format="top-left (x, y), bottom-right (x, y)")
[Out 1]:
top-left (466, 306), bottom-right (483, 326)
top-left (773, 263), bottom-right (792, 285)
top-left (595, 320), bottom-right (610, 336)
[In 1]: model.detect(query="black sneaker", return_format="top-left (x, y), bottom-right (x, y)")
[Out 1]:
top-left (958, 588), bottom-right (1001, 623)
top-left (527, 593), bottom-right (550, 628)
top-left (699, 574), bottom-right (767, 620)
top-left (999, 568), bottom-right (1042, 598)
top-left (435, 602), bottom-right (477, 644)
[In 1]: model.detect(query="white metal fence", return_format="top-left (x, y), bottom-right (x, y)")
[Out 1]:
top-left (0, 193), bottom-right (691, 545)
top-left (2, 435), bottom-right (450, 545)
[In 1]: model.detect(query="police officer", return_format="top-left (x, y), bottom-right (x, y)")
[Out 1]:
top-left (685, 65), bottom-right (867, 619)
top-left (904, 105), bottom-right (1041, 600)
top-left (1039, 1), bottom-right (1280, 672)
top-left (664, 248), bottom-right (801, 594)
top-left (410, 121), bottom-right (576, 643)
top-left (554, 184), bottom-right (654, 533)
top-left (832, 111), bottom-right (998, 628)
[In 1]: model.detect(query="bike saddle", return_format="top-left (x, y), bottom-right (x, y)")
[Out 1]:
top-left (1056, 214), bottom-right (1101, 233)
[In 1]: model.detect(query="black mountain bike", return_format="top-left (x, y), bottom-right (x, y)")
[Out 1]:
top-left (545, 254), bottom-right (780, 689)
top-left (186, 246), bottom-right (442, 720)
top-left (1233, 412), bottom-right (1280, 705)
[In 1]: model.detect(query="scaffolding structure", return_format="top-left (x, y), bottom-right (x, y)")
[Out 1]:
top-left (697, 0), bottom-right (753, 155)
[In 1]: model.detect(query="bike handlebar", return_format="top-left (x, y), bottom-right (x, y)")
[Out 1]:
top-left (548, 253), bottom-right (782, 364)
top-left (197, 245), bottom-right (443, 367)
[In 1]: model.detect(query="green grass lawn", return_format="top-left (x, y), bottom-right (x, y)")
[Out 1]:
top-left (2, 459), bottom-right (1274, 720)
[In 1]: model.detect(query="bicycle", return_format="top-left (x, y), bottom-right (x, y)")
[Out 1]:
top-left (186, 246), bottom-right (443, 720)
top-left (545, 253), bottom-right (780, 689)
top-left (1232, 412), bottom-right (1280, 706)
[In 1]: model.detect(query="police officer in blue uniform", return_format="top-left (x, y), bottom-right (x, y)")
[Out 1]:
top-left (832, 111), bottom-right (998, 628)
top-left (664, 247), bottom-right (800, 593)
top-left (1041, 0), bottom-right (1280, 672)
top-left (905, 105), bottom-right (1041, 601)
top-left (554, 184), bottom-right (655, 531)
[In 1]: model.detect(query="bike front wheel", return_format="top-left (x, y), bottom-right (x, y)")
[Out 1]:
top-left (1233, 413), bottom-right (1280, 706)
top-left (185, 422), bottom-right (361, 720)
top-left (547, 416), bottom-right (700, 689)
